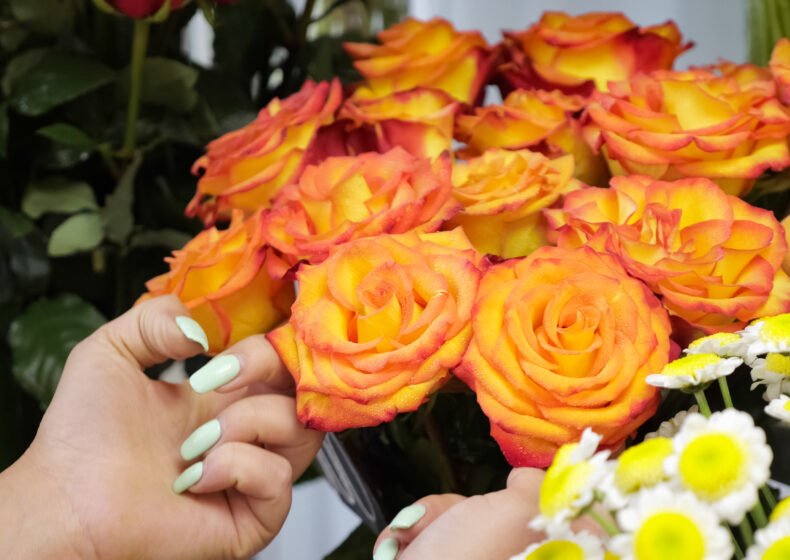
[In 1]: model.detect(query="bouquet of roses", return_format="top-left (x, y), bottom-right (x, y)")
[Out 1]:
top-left (139, 9), bottom-right (790, 555)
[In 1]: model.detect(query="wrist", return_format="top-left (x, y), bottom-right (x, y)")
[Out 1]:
top-left (0, 451), bottom-right (96, 559)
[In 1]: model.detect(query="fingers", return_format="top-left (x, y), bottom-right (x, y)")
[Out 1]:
top-left (179, 394), bottom-right (323, 479)
top-left (373, 494), bottom-right (465, 559)
top-left (188, 334), bottom-right (294, 395)
top-left (74, 295), bottom-right (207, 370)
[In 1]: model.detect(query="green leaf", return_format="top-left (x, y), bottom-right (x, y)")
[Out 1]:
top-left (134, 57), bottom-right (199, 113)
top-left (8, 295), bottom-right (105, 407)
top-left (10, 0), bottom-right (76, 35)
top-left (2, 48), bottom-right (48, 97)
top-left (0, 103), bottom-right (7, 158)
top-left (22, 176), bottom-right (99, 219)
top-left (0, 207), bottom-right (34, 238)
top-left (102, 153), bottom-right (142, 245)
top-left (129, 228), bottom-right (191, 250)
top-left (8, 52), bottom-right (115, 116)
top-left (47, 212), bottom-right (104, 256)
top-left (323, 523), bottom-right (377, 560)
top-left (37, 123), bottom-right (98, 152)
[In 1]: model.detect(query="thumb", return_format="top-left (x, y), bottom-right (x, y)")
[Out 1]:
top-left (74, 295), bottom-right (208, 371)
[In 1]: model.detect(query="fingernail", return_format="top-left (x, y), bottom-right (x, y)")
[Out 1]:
top-left (389, 503), bottom-right (426, 530)
top-left (189, 355), bottom-right (240, 394)
top-left (175, 316), bottom-right (209, 352)
top-left (180, 419), bottom-right (221, 461)
top-left (173, 462), bottom-right (203, 494)
top-left (373, 538), bottom-right (398, 560)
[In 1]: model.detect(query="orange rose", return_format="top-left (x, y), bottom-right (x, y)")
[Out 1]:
top-left (338, 87), bottom-right (459, 159)
top-left (266, 229), bottom-right (485, 430)
top-left (187, 79), bottom-right (343, 225)
top-left (139, 211), bottom-right (294, 354)
top-left (260, 148), bottom-right (459, 271)
top-left (445, 149), bottom-right (581, 258)
top-left (456, 246), bottom-right (670, 467)
top-left (344, 17), bottom-right (497, 105)
top-left (584, 69), bottom-right (790, 196)
top-left (497, 11), bottom-right (691, 96)
top-left (546, 175), bottom-right (790, 332)
top-left (455, 89), bottom-right (607, 186)
top-left (771, 38), bottom-right (790, 104)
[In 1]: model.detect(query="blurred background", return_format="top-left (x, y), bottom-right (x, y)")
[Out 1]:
top-left (0, 0), bottom-right (754, 557)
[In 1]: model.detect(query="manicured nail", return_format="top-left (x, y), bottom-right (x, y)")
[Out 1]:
top-left (373, 538), bottom-right (398, 560)
top-left (180, 419), bottom-right (221, 461)
top-left (175, 316), bottom-right (209, 352)
top-left (173, 462), bottom-right (203, 494)
top-left (189, 355), bottom-right (240, 394)
top-left (389, 503), bottom-right (426, 530)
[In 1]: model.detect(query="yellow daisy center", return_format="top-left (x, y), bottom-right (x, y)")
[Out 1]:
top-left (783, 400), bottom-right (790, 412)
top-left (615, 438), bottom-right (673, 493)
top-left (678, 433), bottom-right (747, 500)
top-left (760, 314), bottom-right (790, 345)
top-left (524, 541), bottom-right (584, 560)
top-left (539, 444), bottom-right (594, 517)
top-left (661, 353), bottom-right (720, 378)
top-left (770, 496), bottom-right (790, 521)
top-left (634, 512), bottom-right (704, 560)
top-left (766, 353), bottom-right (790, 376)
top-left (764, 535), bottom-right (790, 560)
top-left (688, 332), bottom-right (740, 349)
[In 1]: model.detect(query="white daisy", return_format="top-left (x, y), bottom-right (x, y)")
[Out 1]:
top-left (685, 332), bottom-right (745, 358)
top-left (739, 314), bottom-right (790, 364)
top-left (745, 518), bottom-right (790, 559)
top-left (646, 353), bottom-right (742, 390)
top-left (751, 353), bottom-right (790, 401)
top-left (600, 437), bottom-right (674, 509)
top-left (508, 529), bottom-right (605, 560)
top-left (610, 485), bottom-right (733, 560)
top-left (645, 406), bottom-right (699, 440)
top-left (529, 428), bottom-right (611, 531)
top-left (765, 395), bottom-right (790, 423)
top-left (665, 409), bottom-right (773, 524)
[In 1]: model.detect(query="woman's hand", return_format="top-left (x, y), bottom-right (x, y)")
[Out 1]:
top-left (0, 295), bottom-right (323, 560)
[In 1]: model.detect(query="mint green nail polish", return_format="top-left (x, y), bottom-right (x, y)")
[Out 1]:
top-left (180, 419), bottom-right (221, 461)
top-left (173, 462), bottom-right (203, 494)
top-left (189, 355), bottom-right (240, 394)
top-left (389, 503), bottom-right (426, 530)
top-left (175, 316), bottom-right (209, 352)
top-left (373, 538), bottom-right (398, 560)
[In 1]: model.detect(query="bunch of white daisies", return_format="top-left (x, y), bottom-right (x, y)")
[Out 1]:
top-left (509, 313), bottom-right (790, 560)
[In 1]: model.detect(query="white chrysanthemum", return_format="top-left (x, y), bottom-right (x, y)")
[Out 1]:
top-left (751, 353), bottom-right (790, 401)
top-left (739, 314), bottom-right (790, 364)
top-left (600, 437), bottom-right (674, 509)
top-left (610, 485), bottom-right (732, 560)
top-left (508, 529), bottom-right (605, 560)
top-left (665, 409), bottom-right (773, 524)
top-left (745, 518), bottom-right (790, 560)
top-left (645, 353), bottom-right (742, 390)
top-left (529, 428), bottom-right (611, 531)
top-left (685, 332), bottom-right (745, 358)
top-left (645, 406), bottom-right (699, 440)
top-left (765, 395), bottom-right (790, 423)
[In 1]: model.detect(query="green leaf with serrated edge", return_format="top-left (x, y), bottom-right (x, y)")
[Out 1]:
top-left (47, 212), bottom-right (104, 256)
top-left (10, 0), bottom-right (75, 35)
top-left (9, 52), bottom-right (114, 116)
top-left (102, 153), bottom-right (141, 245)
top-left (8, 295), bottom-right (105, 407)
top-left (2, 49), bottom-right (48, 97)
top-left (22, 177), bottom-right (98, 219)
top-left (129, 229), bottom-right (191, 250)
top-left (37, 123), bottom-right (98, 151)
top-left (127, 57), bottom-right (199, 113)
top-left (0, 207), bottom-right (34, 238)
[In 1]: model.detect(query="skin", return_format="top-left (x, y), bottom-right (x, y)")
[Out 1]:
top-left (0, 295), bottom-right (323, 560)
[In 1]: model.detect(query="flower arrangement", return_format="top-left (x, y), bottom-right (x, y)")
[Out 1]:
top-left (141, 7), bottom-right (790, 555)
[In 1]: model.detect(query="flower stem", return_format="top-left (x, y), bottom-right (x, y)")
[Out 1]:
top-left (718, 376), bottom-right (735, 408)
top-left (762, 484), bottom-right (778, 509)
top-left (751, 500), bottom-right (769, 529)
top-left (587, 508), bottom-right (619, 537)
top-left (121, 19), bottom-right (150, 156)
top-left (693, 389), bottom-right (712, 417)
top-left (728, 523), bottom-right (745, 560)
top-left (739, 516), bottom-right (755, 547)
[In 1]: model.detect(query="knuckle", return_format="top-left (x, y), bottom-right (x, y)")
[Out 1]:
top-left (269, 454), bottom-right (294, 489)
